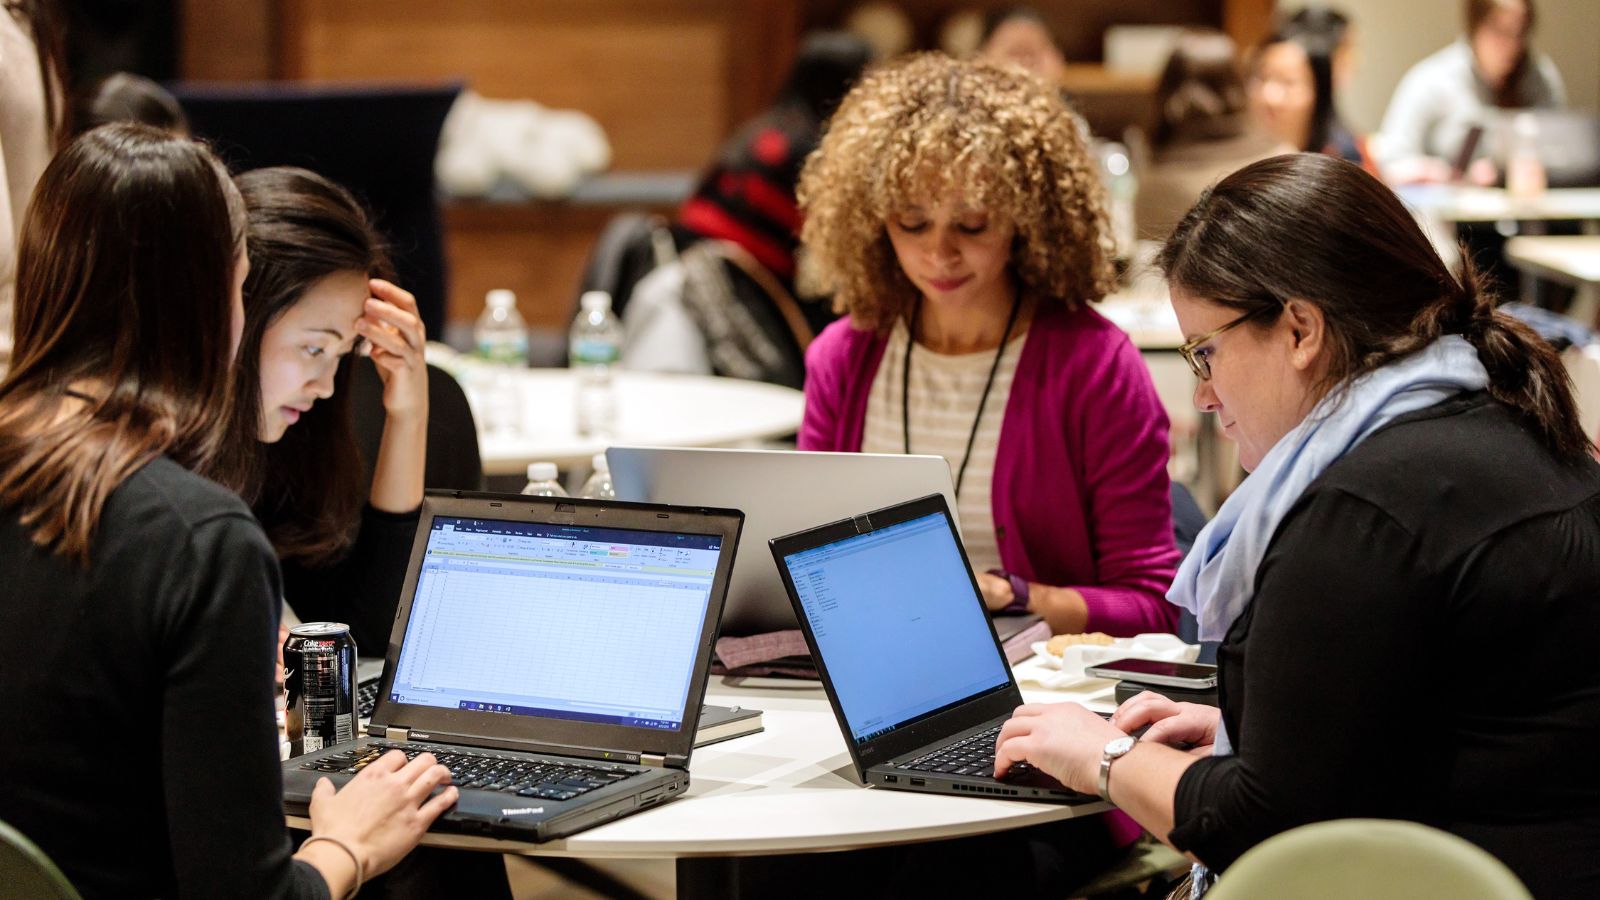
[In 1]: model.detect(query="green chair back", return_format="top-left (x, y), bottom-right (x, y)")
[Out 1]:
top-left (1207, 819), bottom-right (1532, 900)
top-left (0, 818), bottom-right (81, 900)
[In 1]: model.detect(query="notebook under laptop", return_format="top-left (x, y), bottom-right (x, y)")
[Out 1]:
top-left (283, 490), bottom-right (742, 841)
top-left (608, 446), bottom-right (959, 636)
top-left (770, 494), bottom-right (1092, 804)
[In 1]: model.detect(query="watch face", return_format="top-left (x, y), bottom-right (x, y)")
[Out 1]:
top-left (1107, 736), bottom-right (1136, 756)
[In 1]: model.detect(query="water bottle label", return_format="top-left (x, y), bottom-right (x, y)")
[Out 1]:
top-left (477, 338), bottom-right (529, 366)
top-left (571, 338), bottom-right (620, 365)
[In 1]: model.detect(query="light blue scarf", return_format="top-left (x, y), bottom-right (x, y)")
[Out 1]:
top-left (1168, 336), bottom-right (1489, 643)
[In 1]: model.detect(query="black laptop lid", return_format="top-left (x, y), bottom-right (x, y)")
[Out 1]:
top-left (371, 491), bottom-right (741, 766)
top-left (770, 494), bottom-right (1022, 772)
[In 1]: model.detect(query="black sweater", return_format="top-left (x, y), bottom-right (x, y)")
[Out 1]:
top-left (0, 458), bottom-right (328, 899)
top-left (1170, 394), bottom-right (1600, 899)
top-left (281, 504), bottom-right (419, 656)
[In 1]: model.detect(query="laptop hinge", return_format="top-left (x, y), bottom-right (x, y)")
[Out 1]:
top-left (641, 753), bottom-right (666, 768)
top-left (384, 726), bottom-right (410, 742)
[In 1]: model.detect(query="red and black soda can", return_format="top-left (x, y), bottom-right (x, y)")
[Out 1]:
top-left (283, 622), bottom-right (358, 756)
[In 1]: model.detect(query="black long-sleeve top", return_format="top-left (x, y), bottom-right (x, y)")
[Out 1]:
top-left (0, 458), bottom-right (329, 899)
top-left (281, 504), bottom-right (419, 656)
top-left (1169, 394), bottom-right (1600, 899)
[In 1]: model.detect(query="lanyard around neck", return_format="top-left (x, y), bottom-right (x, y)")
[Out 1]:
top-left (901, 291), bottom-right (1024, 500)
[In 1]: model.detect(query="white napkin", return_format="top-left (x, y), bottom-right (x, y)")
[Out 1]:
top-left (1014, 633), bottom-right (1199, 690)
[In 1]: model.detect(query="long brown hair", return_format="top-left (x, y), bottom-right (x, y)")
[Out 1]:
top-left (1153, 30), bottom-right (1249, 148)
top-left (1160, 153), bottom-right (1588, 462)
top-left (0, 124), bottom-right (245, 560)
top-left (210, 166), bottom-right (390, 565)
top-left (1465, 0), bottom-right (1537, 108)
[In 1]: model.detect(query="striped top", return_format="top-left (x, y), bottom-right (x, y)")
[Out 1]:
top-left (861, 320), bottom-right (1026, 573)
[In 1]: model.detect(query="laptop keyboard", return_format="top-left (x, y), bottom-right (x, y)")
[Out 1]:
top-left (894, 724), bottom-right (1036, 778)
top-left (357, 680), bottom-right (379, 719)
top-left (298, 742), bottom-right (644, 801)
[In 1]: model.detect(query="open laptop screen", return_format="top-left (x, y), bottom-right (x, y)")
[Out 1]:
top-left (780, 510), bottom-right (1011, 743)
top-left (388, 516), bottom-right (721, 731)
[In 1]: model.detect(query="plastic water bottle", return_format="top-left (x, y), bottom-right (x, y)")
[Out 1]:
top-left (520, 462), bottom-right (568, 497)
top-left (1506, 113), bottom-right (1547, 201)
top-left (570, 291), bottom-right (623, 438)
top-left (473, 289), bottom-right (529, 435)
top-left (1096, 141), bottom-right (1138, 260)
top-left (578, 453), bottom-right (616, 500)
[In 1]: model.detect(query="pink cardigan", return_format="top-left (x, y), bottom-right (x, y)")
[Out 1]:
top-left (799, 303), bottom-right (1180, 635)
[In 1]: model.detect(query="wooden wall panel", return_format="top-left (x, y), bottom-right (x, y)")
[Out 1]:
top-left (273, 0), bottom-right (797, 170)
top-left (180, 0), bottom-right (277, 80)
top-left (444, 201), bottom-right (678, 334)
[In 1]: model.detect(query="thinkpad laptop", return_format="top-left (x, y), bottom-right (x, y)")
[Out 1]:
top-left (608, 446), bottom-right (959, 635)
top-left (284, 490), bottom-right (742, 841)
top-left (770, 494), bottom-right (1092, 804)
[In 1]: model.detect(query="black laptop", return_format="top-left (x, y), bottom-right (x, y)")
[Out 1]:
top-left (770, 494), bottom-right (1092, 804)
top-left (283, 490), bottom-right (742, 841)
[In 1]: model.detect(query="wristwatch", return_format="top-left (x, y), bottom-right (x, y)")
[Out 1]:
top-left (1098, 735), bottom-right (1137, 802)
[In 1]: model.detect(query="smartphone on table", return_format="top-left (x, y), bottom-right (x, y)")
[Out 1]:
top-left (1084, 658), bottom-right (1218, 689)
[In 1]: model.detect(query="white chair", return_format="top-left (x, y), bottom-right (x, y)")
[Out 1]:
top-left (1206, 819), bottom-right (1532, 900)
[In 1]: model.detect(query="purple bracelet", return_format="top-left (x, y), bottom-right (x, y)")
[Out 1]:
top-left (987, 568), bottom-right (1031, 613)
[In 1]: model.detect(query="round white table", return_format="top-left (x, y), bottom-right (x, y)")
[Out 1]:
top-left (432, 349), bottom-right (806, 477)
top-left (289, 676), bottom-right (1116, 895)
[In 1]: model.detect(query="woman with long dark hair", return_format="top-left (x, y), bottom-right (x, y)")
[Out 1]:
top-left (1248, 8), bottom-right (1373, 169)
top-left (210, 166), bottom-right (427, 658)
top-left (993, 153), bottom-right (1600, 898)
top-left (0, 124), bottom-right (455, 899)
top-left (216, 163), bottom-right (512, 900)
top-left (1377, 0), bottom-right (1565, 183)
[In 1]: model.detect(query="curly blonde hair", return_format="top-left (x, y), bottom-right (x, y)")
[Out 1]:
top-left (798, 52), bottom-right (1116, 333)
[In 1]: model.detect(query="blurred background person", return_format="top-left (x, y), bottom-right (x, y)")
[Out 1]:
top-left (1135, 30), bottom-right (1288, 241)
top-left (71, 70), bottom-right (188, 136)
top-left (0, 0), bottom-right (64, 374)
top-left (1249, 7), bottom-right (1374, 169)
top-left (1376, 0), bottom-right (1564, 184)
top-left (676, 30), bottom-right (873, 292)
top-left (977, 5), bottom-right (1067, 86)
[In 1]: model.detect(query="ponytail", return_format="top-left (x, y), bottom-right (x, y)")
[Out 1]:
top-left (1452, 254), bottom-right (1590, 462)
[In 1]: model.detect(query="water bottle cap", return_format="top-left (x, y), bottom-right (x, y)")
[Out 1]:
top-left (580, 291), bottom-right (612, 312)
top-left (591, 453), bottom-right (609, 472)
top-left (527, 461), bottom-right (558, 482)
top-left (487, 289), bottom-right (517, 309)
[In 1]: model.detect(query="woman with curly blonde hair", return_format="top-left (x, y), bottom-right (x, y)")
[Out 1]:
top-left (798, 53), bottom-right (1179, 637)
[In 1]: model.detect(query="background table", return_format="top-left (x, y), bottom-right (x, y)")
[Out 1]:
top-left (1504, 235), bottom-right (1600, 325)
top-left (290, 674), bottom-right (1115, 896)
top-left (431, 348), bottom-right (805, 477)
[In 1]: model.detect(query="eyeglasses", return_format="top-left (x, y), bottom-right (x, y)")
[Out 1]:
top-left (1177, 305), bottom-right (1273, 381)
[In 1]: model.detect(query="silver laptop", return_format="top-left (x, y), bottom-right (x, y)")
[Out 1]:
top-left (608, 447), bottom-right (958, 635)
top-left (283, 490), bottom-right (742, 842)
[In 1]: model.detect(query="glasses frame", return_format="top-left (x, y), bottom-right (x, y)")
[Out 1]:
top-left (1177, 304), bottom-right (1275, 380)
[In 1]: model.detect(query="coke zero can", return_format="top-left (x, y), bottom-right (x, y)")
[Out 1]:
top-left (283, 622), bottom-right (357, 755)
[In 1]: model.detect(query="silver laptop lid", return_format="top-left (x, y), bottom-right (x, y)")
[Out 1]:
top-left (608, 446), bottom-right (958, 635)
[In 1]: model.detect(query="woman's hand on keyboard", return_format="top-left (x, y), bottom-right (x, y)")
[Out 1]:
top-left (304, 749), bottom-right (457, 884)
top-left (993, 701), bottom-right (1126, 793)
top-left (1111, 691), bottom-right (1219, 756)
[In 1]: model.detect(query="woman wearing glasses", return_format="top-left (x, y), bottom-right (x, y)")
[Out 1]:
top-left (994, 153), bottom-right (1600, 898)
top-left (797, 53), bottom-right (1180, 637)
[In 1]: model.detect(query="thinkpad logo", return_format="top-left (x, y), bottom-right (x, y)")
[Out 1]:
top-left (501, 807), bottom-right (545, 816)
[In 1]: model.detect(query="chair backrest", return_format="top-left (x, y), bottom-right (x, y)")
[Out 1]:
top-left (1206, 819), bottom-right (1533, 900)
top-left (169, 82), bottom-right (462, 339)
top-left (349, 357), bottom-right (484, 493)
top-left (0, 819), bottom-right (81, 900)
